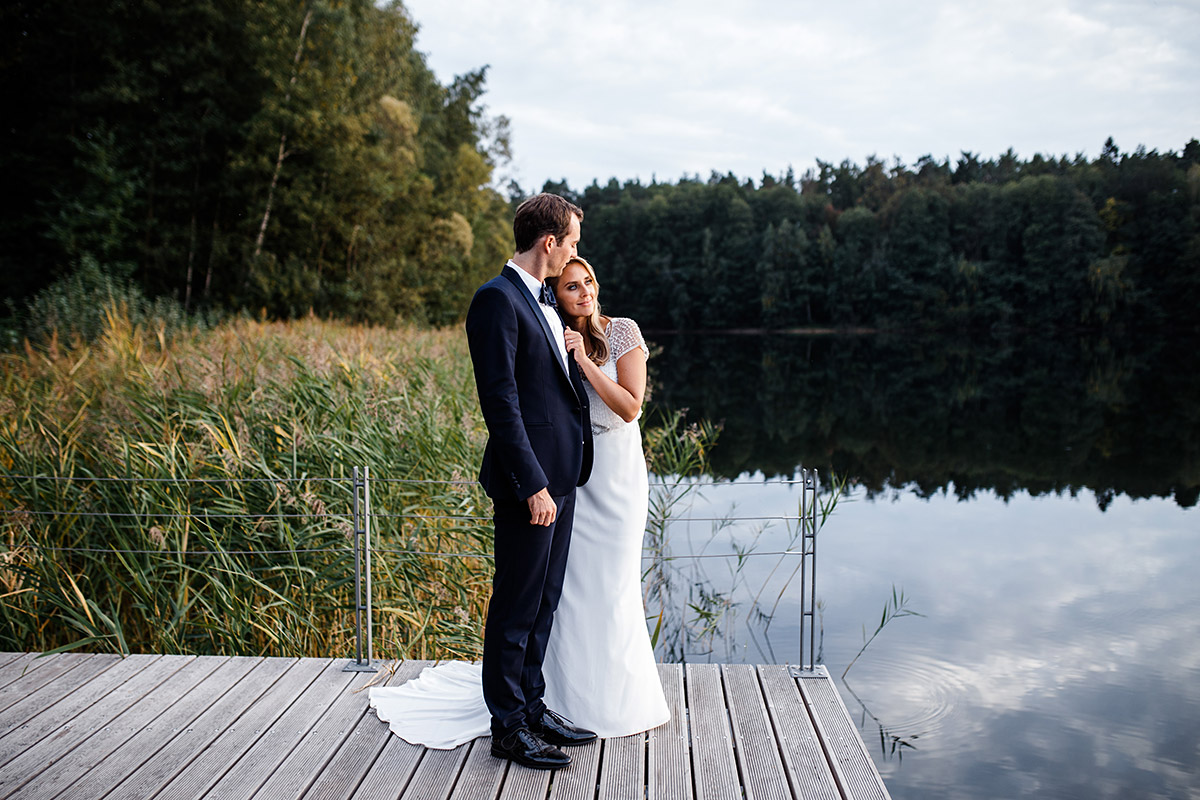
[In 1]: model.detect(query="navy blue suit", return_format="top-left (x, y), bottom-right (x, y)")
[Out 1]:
top-left (465, 266), bottom-right (593, 738)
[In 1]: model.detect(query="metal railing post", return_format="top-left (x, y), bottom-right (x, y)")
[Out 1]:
top-left (793, 468), bottom-right (820, 676)
top-left (344, 465), bottom-right (377, 672)
top-left (364, 465), bottom-right (374, 662)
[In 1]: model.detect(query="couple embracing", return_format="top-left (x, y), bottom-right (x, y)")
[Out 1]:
top-left (369, 193), bottom-right (669, 769)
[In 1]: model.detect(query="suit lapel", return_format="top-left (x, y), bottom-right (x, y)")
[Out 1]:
top-left (500, 268), bottom-right (573, 386)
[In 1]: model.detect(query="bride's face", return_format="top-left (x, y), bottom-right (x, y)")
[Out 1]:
top-left (554, 262), bottom-right (597, 320)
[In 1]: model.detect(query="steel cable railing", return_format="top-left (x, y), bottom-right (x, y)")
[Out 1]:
top-left (1, 468), bottom-right (821, 669)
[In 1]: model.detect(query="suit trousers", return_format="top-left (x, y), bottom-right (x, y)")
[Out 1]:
top-left (482, 491), bottom-right (576, 738)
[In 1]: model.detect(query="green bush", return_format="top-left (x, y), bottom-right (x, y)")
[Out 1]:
top-left (10, 256), bottom-right (204, 346)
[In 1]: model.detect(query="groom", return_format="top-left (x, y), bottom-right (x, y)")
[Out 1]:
top-left (465, 193), bottom-right (597, 769)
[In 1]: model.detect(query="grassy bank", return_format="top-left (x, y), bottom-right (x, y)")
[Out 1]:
top-left (1, 313), bottom-right (496, 659)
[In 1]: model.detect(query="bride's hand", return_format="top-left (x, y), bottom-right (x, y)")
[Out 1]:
top-left (563, 329), bottom-right (586, 363)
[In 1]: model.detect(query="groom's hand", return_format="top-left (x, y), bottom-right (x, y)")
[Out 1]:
top-left (527, 488), bottom-right (557, 526)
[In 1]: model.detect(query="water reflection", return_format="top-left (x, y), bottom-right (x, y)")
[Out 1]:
top-left (644, 477), bottom-right (820, 665)
top-left (646, 480), bottom-right (1200, 800)
top-left (640, 333), bottom-right (1200, 798)
top-left (645, 332), bottom-right (1200, 507)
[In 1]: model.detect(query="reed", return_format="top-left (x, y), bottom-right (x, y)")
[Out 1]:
top-left (1, 311), bottom-right (493, 659)
top-left (640, 411), bottom-right (724, 658)
top-left (842, 585), bottom-right (924, 678)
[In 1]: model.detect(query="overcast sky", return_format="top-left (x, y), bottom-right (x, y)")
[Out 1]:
top-left (401, 0), bottom-right (1200, 192)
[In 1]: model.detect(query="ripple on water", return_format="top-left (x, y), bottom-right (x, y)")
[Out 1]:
top-left (836, 652), bottom-right (985, 758)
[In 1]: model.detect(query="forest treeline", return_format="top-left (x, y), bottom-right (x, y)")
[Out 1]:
top-left (2, 0), bottom-right (513, 332)
top-left (646, 332), bottom-right (1200, 508)
top-left (560, 140), bottom-right (1200, 332)
top-left (2, 1), bottom-right (1197, 335)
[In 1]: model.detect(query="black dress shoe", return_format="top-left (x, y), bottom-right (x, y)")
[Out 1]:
top-left (534, 708), bottom-right (597, 746)
top-left (490, 727), bottom-right (571, 769)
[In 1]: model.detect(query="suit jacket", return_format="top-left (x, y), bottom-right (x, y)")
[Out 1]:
top-left (466, 267), bottom-right (593, 501)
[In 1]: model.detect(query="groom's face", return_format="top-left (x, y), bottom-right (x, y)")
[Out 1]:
top-left (547, 215), bottom-right (581, 277)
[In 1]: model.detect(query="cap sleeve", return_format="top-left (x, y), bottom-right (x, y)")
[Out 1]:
top-left (608, 317), bottom-right (648, 363)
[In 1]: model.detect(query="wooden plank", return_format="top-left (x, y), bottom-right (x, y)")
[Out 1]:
top-left (0, 652), bottom-right (894, 800)
top-left (398, 743), bottom-right (471, 800)
top-left (0, 653), bottom-right (168, 768)
top-left (0, 654), bottom-right (192, 799)
top-left (722, 664), bottom-right (790, 800)
top-left (357, 658), bottom-right (480, 800)
top-left (346, 730), bottom-right (425, 800)
top-left (104, 657), bottom-right (290, 800)
top-left (447, 738), bottom-right (507, 800)
top-left (599, 734), bottom-right (645, 800)
top-left (684, 664), bottom-right (739, 800)
top-left (0, 654), bottom-right (25, 686)
top-left (0, 652), bottom-right (95, 716)
top-left (0, 653), bottom-right (25, 670)
top-left (0, 652), bottom-right (87, 710)
top-left (547, 738), bottom-right (599, 800)
top-left (496, 761), bottom-right (551, 800)
top-left (0, 652), bottom-right (160, 763)
top-left (49, 656), bottom-right (261, 800)
top-left (648, 663), bottom-right (692, 800)
top-left (344, 659), bottom-right (443, 800)
top-left (149, 657), bottom-right (322, 800)
top-left (15, 655), bottom-right (229, 800)
top-left (0, 652), bottom-right (43, 689)
top-left (755, 667), bottom-right (839, 800)
top-left (167, 659), bottom-right (351, 800)
top-left (251, 666), bottom-right (385, 800)
top-left (303, 660), bottom-right (430, 800)
top-left (798, 676), bottom-right (891, 800)
top-left (0, 653), bottom-right (124, 738)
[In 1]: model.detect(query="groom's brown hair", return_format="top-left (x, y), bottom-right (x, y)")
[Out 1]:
top-left (513, 193), bottom-right (583, 254)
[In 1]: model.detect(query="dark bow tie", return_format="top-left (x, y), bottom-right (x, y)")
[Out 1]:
top-left (538, 283), bottom-right (557, 308)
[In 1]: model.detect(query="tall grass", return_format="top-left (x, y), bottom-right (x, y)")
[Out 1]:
top-left (1, 311), bottom-right (493, 659)
top-left (640, 412), bottom-right (724, 659)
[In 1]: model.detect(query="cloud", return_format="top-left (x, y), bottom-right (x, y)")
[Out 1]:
top-left (404, 0), bottom-right (1200, 189)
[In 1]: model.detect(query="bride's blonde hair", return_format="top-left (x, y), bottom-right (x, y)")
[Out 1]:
top-left (550, 256), bottom-right (610, 366)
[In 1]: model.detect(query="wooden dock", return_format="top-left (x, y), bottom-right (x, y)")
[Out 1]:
top-left (0, 651), bottom-right (890, 800)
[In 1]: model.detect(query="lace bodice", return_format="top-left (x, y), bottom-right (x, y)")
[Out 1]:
top-left (585, 317), bottom-right (648, 434)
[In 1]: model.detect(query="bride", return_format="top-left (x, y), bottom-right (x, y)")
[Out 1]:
top-left (369, 256), bottom-right (669, 748)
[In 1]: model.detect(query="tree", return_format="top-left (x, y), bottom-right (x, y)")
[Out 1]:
top-left (1, 0), bottom-right (514, 329)
top-left (758, 220), bottom-right (810, 327)
top-left (832, 206), bottom-right (882, 325)
top-left (1013, 177), bottom-right (1104, 325)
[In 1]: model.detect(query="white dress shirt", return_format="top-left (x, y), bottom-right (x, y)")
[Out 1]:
top-left (506, 260), bottom-right (568, 370)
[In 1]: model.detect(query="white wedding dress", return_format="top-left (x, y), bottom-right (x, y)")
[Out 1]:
top-left (369, 318), bottom-right (669, 747)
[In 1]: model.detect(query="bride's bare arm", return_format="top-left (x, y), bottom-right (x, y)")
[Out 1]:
top-left (564, 330), bottom-right (646, 423)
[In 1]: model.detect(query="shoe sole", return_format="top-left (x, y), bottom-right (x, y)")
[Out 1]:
top-left (540, 735), bottom-right (597, 747)
top-left (490, 748), bottom-right (571, 769)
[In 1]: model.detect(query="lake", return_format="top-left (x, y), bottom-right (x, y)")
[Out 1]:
top-left (642, 331), bottom-right (1199, 800)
